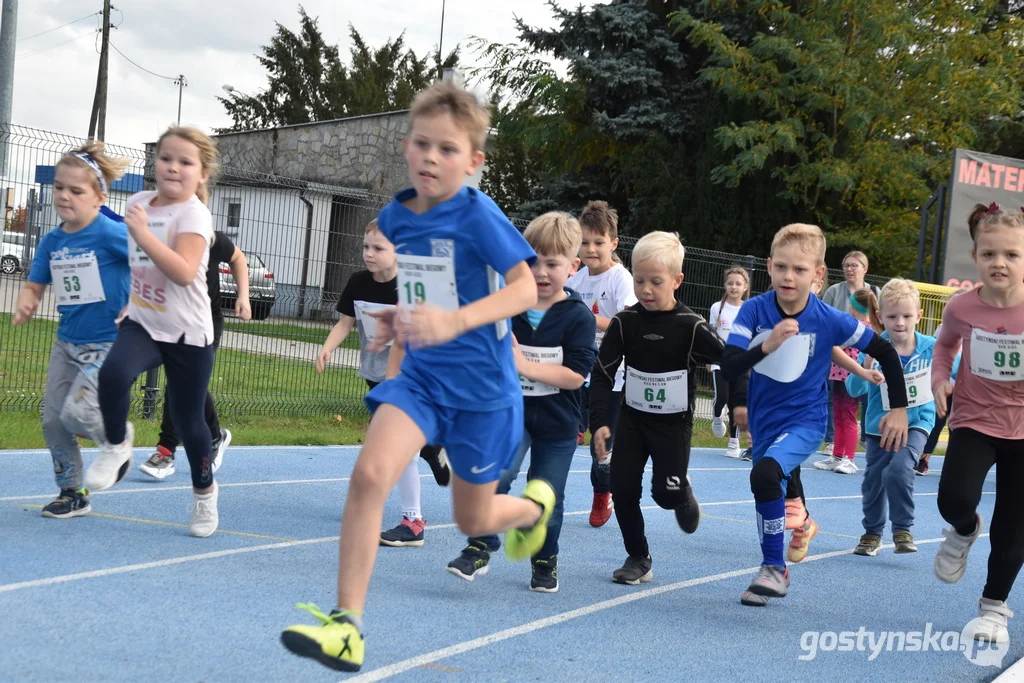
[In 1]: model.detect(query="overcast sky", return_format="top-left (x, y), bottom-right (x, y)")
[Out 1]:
top-left (8, 0), bottom-right (599, 150)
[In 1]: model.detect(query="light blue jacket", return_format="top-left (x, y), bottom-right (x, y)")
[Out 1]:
top-left (846, 331), bottom-right (959, 437)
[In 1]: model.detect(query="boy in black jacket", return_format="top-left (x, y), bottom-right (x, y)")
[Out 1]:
top-left (446, 212), bottom-right (598, 592)
top-left (591, 231), bottom-right (747, 585)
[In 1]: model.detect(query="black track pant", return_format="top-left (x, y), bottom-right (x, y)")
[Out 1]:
top-left (610, 409), bottom-right (693, 558)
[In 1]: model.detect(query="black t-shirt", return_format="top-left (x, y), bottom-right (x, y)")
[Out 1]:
top-left (337, 270), bottom-right (398, 315)
top-left (207, 231), bottom-right (237, 319)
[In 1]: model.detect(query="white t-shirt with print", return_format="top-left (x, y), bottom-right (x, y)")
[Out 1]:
top-left (566, 262), bottom-right (638, 391)
top-left (708, 300), bottom-right (742, 372)
top-left (123, 191), bottom-right (214, 347)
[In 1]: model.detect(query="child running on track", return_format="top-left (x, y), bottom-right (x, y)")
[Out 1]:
top-left (12, 142), bottom-right (130, 518)
top-left (709, 266), bottom-right (751, 456)
top-left (138, 230), bottom-right (250, 480)
top-left (568, 201), bottom-right (637, 527)
top-left (932, 203), bottom-right (1024, 644)
top-left (281, 80), bottom-right (555, 673)
top-left (591, 231), bottom-right (747, 584)
top-left (721, 223), bottom-right (908, 607)
top-left (89, 127), bottom-right (222, 538)
top-left (445, 211), bottom-right (597, 591)
top-left (847, 279), bottom-right (939, 557)
top-left (317, 219), bottom-right (450, 547)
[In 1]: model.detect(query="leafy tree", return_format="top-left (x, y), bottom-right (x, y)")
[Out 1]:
top-left (217, 5), bottom-right (459, 133)
top-left (670, 0), bottom-right (1024, 272)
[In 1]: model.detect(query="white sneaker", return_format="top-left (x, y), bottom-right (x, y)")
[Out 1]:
top-left (724, 443), bottom-right (742, 458)
top-left (711, 417), bottom-right (727, 438)
top-left (934, 513), bottom-right (983, 584)
top-left (188, 483), bottom-right (219, 538)
top-left (85, 422), bottom-right (135, 491)
top-left (973, 598), bottom-right (1014, 644)
top-left (835, 458), bottom-right (859, 475)
top-left (821, 443), bottom-right (834, 456)
top-left (211, 428), bottom-right (231, 474)
top-left (813, 455), bottom-right (841, 471)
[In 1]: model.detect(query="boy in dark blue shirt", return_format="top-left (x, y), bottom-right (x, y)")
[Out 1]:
top-left (445, 211), bottom-right (597, 592)
top-left (722, 223), bottom-right (909, 606)
top-left (282, 81), bottom-right (555, 672)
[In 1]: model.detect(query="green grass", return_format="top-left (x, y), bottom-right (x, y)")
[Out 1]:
top-left (223, 320), bottom-right (360, 350)
top-left (0, 313), bottom-right (372, 419)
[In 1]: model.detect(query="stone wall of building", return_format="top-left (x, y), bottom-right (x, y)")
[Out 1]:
top-left (213, 111), bottom-right (411, 197)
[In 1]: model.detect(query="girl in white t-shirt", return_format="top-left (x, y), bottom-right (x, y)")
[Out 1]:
top-left (90, 127), bottom-right (222, 538)
top-left (708, 266), bottom-right (750, 456)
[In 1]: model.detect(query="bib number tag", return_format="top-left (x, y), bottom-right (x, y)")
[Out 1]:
top-left (396, 254), bottom-right (458, 311)
top-left (970, 328), bottom-right (1024, 383)
top-left (49, 254), bottom-right (105, 305)
top-left (881, 367), bottom-right (933, 411)
top-left (752, 333), bottom-right (811, 383)
top-left (128, 220), bottom-right (169, 267)
top-left (518, 344), bottom-right (563, 396)
top-left (625, 366), bottom-right (688, 414)
top-left (353, 301), bottom-right (395, 348)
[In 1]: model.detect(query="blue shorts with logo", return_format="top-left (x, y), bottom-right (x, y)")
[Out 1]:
top-left (366, 373), bottom-right (522, 484)
top-left (751, 425), bottom-right (825, 496)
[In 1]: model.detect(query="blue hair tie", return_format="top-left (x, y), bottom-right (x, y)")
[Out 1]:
top-left (849, 293), bottom-right (869, 315)
top-left (71, 152), bottom-right (108, 194)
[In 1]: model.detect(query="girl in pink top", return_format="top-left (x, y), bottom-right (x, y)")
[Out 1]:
top-left (88, 127), bottom-right (222, 538)
top-left (932, 202), bottom-right (1024, 645)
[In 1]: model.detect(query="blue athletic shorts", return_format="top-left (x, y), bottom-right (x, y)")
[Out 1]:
top-left (752, 425), bottom-right (826, 490)
top-left (366, 374), bottom-right (523, 484)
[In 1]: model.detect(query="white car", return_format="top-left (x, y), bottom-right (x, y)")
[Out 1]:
top-left (2, 231), bottom-right (25, 275)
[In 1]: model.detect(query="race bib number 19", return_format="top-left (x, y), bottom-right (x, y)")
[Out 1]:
top-left (970, 329), bottom-right (1024, 383)
top-left (881, 367), bottom-right (933, 411)
top-left (396, 254), bottom-right (459, 311)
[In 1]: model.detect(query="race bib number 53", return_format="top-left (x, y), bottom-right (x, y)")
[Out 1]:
top-left (49, 254), bottom-right (105, 305)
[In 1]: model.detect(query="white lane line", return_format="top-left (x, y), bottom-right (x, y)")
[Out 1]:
top-left (347, 535), bottom-right (976, 682)
top-left (0, 536), bottom-right (338, 594)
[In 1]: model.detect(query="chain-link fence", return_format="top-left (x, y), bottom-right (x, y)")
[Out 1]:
top-left (1, 124), bottom-right (892, 426)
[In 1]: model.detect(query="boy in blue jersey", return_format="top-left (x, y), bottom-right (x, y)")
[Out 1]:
top-left (12, 144), bottom-right (131, 518)
top-left (281, 81), bottom-right (555, 673)
top-left (721, 223), bottom-right (909, 606)
top-left (846, 279), bottom-right (958, 557)
top-left (446, 211), bottom-right (597, 592)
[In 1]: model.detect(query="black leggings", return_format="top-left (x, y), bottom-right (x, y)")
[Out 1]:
top-left (923, 396), bottom-right (951, 455)
top-left (158, 318), bottom-right (223, 453)
top-left (610, 409), bottom-right (693, 558)
top-left (712, 368), bottom-right (729, 420)
top-left (938, 427), bottom-right (1024, 601)
top-left (99, 319), bottom-right (215, 489)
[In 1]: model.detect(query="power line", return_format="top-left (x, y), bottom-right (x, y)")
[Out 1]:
top-left (108, 40), bottom-right (176, 80)
top-left (16, 28), bottom-right (98, 58)
top-left (17, 11), bottom-right (100, 43)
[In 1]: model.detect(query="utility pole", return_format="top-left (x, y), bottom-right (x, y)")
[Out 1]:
top-left (174, 74), bottom-right (186, 125)
top-left (88, 0), bottom-right (111, 140)
top-left (0, 0), bottom-right (18, 175)
top-left (437, 0), bottom-right (445, 80)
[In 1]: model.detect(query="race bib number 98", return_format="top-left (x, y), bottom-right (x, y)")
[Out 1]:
top-left (970, 329), bottom-right (1024, 383)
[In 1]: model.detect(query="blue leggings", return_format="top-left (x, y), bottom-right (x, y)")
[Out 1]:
top-left (99, 319), bottom-right (215, 489)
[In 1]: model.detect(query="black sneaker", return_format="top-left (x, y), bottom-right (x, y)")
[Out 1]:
top-left (914, 457), bottom-right (929, 476)
top-left (379, 517), bottom-right (425, 547)
top-left (446, 541), bottom-right (492, 581)
top-left (741, 448), bottom-right (753, 462)
top-left (674, 482), bottom-right (701, 534)
top-left (612, 555), bottom-right (652, 585)
top-left (420, 445), bottom-right (451, 487)
top-left (211, 428), bottom-right (231, 474)
top-left (530, 556), bottom-right (558, 593)
top-left (41, 488), bottom-right (91, 519)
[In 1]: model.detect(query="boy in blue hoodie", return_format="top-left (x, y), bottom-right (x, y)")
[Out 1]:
top-left (446, 212), bottom-right (597, 592)
top-left (846, 278), bottom-right (956, 556)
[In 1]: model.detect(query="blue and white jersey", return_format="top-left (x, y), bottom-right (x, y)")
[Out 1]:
top-left (727, 290), bottom-right (874, 442)
top-left (376, 186), bottom-right (536, 411)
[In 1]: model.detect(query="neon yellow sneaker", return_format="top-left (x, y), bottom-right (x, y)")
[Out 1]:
top-left (281, 603), bottom-right (364, 672)
top-left (505, 479), bottom-right (555, 561)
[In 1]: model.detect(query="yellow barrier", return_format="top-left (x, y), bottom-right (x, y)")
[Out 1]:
top-left (911, 281), bottom-right (959, 336)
